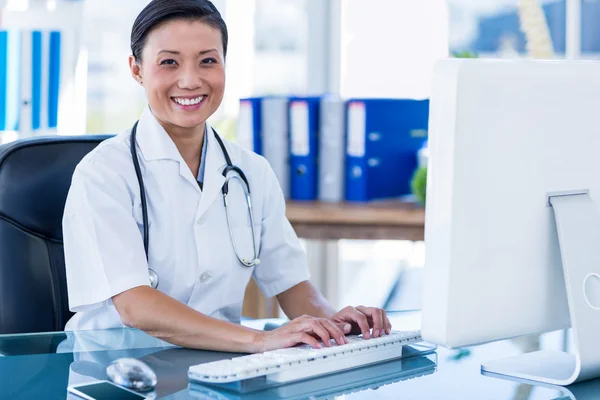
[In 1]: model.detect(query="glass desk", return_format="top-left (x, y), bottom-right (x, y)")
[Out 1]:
top-left (1, 311), bottom-right (599, 399)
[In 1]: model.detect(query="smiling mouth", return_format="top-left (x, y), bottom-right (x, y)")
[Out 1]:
top-left (171, 95), bottom-right (206, 106)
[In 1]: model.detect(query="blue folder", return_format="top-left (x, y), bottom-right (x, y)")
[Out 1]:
top-left (0, 30), bottom-right (21, 132)
top-left (289, 96), bottom-right (320, 201)
top-left (345, 98), bottom-right (429, 202)
top-left (237, 97), bottom-right (262, 155)
top-left (31, 31), bottom-right (43, 131)
top-left (47, 31), bottom-right (61, 129)
top-left (1, 30), bottom-right (61, 134)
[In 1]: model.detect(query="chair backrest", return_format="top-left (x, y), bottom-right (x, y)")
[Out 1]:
top-left (0, 135), bottom-right (112, 334)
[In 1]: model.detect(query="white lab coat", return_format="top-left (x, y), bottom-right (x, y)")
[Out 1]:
top-left (63, 106), bottom-right (310, 330)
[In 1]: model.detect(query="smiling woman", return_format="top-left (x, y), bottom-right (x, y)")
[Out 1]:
top-left (128, 0), bottom-right (227, 172)
top-left (61, 0), bottom-right (392, 354)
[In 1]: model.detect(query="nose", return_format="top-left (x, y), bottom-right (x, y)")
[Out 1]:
top-left (178, 64), bottom-right (203, 90)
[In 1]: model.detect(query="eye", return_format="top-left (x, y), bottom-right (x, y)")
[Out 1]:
top-left (201, 58), bottom-right (218, 65)
top-left (160, 59), bottom-right (177, 66)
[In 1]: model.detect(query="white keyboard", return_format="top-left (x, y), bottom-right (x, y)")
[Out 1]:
top-left (188, 330), bottom-right (422, 384)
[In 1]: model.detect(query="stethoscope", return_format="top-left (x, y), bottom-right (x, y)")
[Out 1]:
top-left (130, 121), bottom-right (261, 290)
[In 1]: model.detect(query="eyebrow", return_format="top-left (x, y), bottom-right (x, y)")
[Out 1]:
top-left (157, 48), bottom-right (218, 56)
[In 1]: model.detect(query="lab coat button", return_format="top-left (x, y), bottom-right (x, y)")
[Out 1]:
top-left (200, 271), bottom-right (212, 282)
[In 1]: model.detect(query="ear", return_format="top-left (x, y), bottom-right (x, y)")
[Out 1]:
top-left (129, 55), bottom-right (144, 85)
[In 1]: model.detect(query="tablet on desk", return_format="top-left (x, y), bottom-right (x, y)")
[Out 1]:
top-left (67, 381), bottom-right (150, 400)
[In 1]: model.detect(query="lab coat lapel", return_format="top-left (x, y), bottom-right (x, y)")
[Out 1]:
top-left (196, 128), bottom-right (226, 218)
top-left (136, 107), bottom-right (205, 193)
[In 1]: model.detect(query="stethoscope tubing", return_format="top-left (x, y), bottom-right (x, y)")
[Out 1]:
top-left (129, 121), bottom-right (260, 289)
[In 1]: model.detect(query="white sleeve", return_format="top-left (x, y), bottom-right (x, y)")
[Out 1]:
top-left (252, 161), bottom-right (311, 298)
top-left (63, 158), bottom-right (150, 313)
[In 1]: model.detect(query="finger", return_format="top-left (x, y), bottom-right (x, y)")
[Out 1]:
top-left (321, 319), bottom-right (347, 345)
top-left (333, 318), bottom-right (353, 335)
top-left (382, 309), bottom-right (392, 334)
top-left (305, 320), bottom-right (332, 347)
top-left (364, 307), bottom-right (383, 337)
top-left (357, 306), bottom-right (384, 337)
top-left (347, 308), bottom-right (371, 339)
top-left (297, 333), bottom-right (321, 349)
top-left (336, 322), bottom-right (352, 335)
top-left (376, 308), bottom-right (385, 337)
top-left (333, 307), bottom-right (361, 335)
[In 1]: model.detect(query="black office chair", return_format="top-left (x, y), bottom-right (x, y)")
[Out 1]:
top-left (0, 135), bottom-right (112, 334)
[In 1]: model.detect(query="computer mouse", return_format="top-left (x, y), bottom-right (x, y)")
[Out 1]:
top-left (106, 357), bottom-right (157, 392)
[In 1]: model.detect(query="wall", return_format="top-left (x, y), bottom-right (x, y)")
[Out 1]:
top-left (340, 0), bottom-right (449, 99)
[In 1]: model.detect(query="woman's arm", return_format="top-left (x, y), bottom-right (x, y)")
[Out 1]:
top-left (113, 286), bottom-right (261, 352)
top-left (112, 286), bottom-right (348, 353)
top-left (276, 280), bottom-right (336, 320)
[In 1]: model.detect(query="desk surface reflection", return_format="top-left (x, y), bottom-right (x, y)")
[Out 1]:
top-left (1, 311), bottom-right (599, 399)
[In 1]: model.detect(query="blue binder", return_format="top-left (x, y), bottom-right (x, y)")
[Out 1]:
top-left (0, 30), bottom-right (21, 132)
top-left (31, 31), bottom-right (42, 131)
top-left (1, 30), bottom-right (61, 134)
top-left (237, 97), bottom-right (262, 154)
top-left (289, 97), bottom-right (320, 201)
top-left (18, 30), bottom-right (42, 134)
top-left (47, 31), bottom-right (61, 129)
top-left (345, 98), bottom-right (429, 202)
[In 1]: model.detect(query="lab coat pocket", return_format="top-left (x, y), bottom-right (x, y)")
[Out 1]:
top-left (198, 226), bottom-right (256, 324)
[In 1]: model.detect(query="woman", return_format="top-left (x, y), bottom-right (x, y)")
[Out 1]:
top-left (63, 0), bottom-right (391, 353)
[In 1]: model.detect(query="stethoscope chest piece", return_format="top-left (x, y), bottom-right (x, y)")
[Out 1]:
top-left (149, 268), bottom-right (159, 289)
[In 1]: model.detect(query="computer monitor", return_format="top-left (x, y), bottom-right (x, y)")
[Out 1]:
top-left (421, 58), bottom-right (600, 386)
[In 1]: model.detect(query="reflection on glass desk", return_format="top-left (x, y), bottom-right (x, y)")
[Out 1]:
top-left (1, 311), bottom-right (600, 399)
top-left (189, 353), bottom-right (437, 400)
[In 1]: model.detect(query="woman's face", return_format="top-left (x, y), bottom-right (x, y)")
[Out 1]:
top-left (130, 19), bottom-right (225, 131)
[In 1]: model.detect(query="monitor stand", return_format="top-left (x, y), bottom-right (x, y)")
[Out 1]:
top-left (481, 190), bottom-right (600, 386)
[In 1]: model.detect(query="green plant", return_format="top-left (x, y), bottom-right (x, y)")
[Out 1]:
top-left (411, 166), bottom-right (427, 205)
top-left (451, 50), bottom-right (479, 58)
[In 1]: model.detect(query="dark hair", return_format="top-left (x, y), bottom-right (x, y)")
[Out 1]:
top-left (131, 0), bottom-right (228, 62)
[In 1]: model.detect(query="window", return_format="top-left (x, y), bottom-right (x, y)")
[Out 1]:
top-left (81, 0), bottom-right (311, 139)
top-left (447, 0), bottom-right (592, 58)
top-left (83, 0), bottom-right (150, 134)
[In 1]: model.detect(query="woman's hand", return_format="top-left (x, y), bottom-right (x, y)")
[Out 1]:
top-left (331, 306), bottom-right (392, 339)
top-left (253, 314), bottom-right (348, 353)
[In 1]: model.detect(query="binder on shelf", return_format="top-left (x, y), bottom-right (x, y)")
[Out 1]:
top-left (318, 95), bottom-right (346, 203)
top-left (345, 98), bottom-right (429, 202)
top-left (261, 96), bottom-right (290, 198)
top-left (236, 97), bottom-right (262, 155)
top-left (0, 30), bottom-right (21, 132)
top-left (289, 96), bottom-right (320, 201)
top-left (47, 31), bottom-right (61, 129)
top-left (19, 30), bottom-right (44, 135)
top-left (1, 30), bottom-right (62, 136)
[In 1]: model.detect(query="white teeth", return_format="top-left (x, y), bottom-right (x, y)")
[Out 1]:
top-left (174, 96), bottom-right (204, 106)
